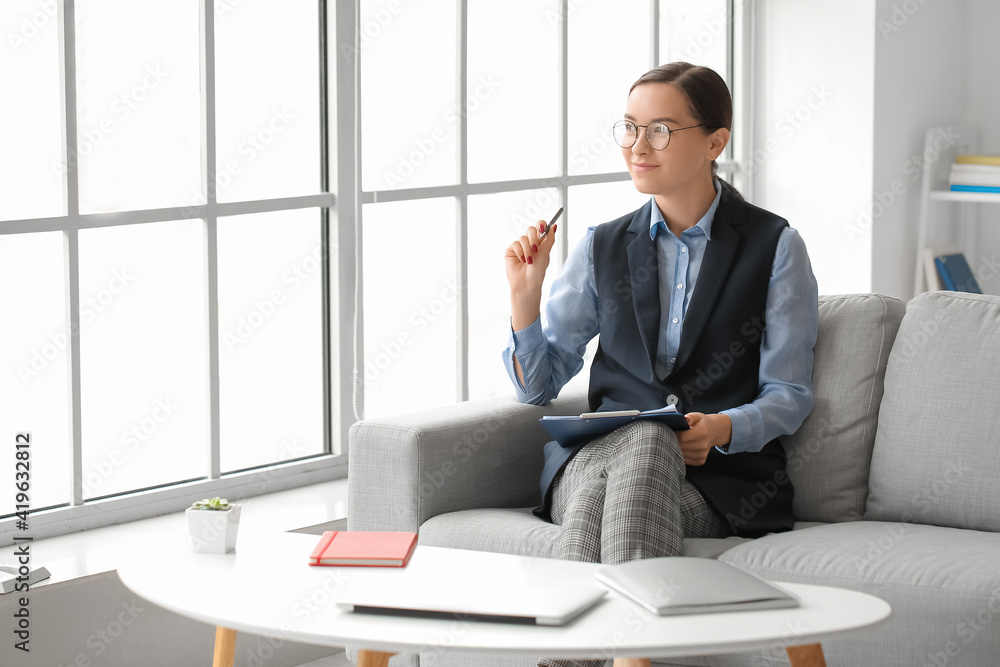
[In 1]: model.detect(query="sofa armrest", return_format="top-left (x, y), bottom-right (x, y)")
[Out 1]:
top-left (347, 389), bottom-right (589, 533)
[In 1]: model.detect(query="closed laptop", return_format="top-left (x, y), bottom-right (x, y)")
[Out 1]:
top-left (333, 578), bottom-right (606, 626)
top-left (595, 557), bottom-right (799, 615)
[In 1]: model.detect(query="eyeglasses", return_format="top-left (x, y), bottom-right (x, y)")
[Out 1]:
top-left (612, 120), bottom-right (704, 151)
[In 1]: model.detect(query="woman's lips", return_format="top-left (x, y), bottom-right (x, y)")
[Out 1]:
top-left (631, 163), bottom-right (659, 172)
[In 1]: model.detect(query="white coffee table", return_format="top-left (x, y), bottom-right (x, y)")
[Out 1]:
top-left (117, 532), bottom-right (890, 667)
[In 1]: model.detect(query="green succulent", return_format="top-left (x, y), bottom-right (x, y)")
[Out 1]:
top-left (190, 496), bottom-right (233, 511)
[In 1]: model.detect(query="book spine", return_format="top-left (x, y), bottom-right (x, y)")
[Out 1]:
top-left (950, 164), bottom-right (1000, 174)
top-left (949, 184), bottom-right (1000, 193)
top-left (949, 166), bottom-right (1000, 187)
top-left (934, 257), bottom-right (956, 291)
top-left (956, 155), bottom-right (1000, 166)
top-left (949, 178), bottom-right (1000, 187)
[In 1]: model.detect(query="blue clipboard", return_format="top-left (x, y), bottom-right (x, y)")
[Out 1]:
top-left (540, 408), bottom-right (689, 448)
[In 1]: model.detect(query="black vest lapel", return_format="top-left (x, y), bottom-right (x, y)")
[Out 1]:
top-left (674, 195), bottom-right (743, 371)
top-left (625, 201), bottom-right (661, 376)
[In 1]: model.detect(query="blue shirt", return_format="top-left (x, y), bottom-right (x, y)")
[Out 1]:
top-left (502, 189), bottom-right (819, 455)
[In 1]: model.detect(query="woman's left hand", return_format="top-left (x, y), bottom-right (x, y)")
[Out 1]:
top-left (677, 413), bottom-right (732, 465)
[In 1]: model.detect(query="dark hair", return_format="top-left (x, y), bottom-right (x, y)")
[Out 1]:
top-left (630, 62), bottom-right (743, 200)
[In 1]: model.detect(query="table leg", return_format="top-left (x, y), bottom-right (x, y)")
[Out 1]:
top-left (786, 643), bottom-right (826, 667)
top-left (213, 626), bottom-right (237, 667)
top-left (357, 649), bottom-right (397, 667)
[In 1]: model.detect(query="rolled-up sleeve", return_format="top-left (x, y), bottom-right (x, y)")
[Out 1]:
top-left (502, 228), bottom-right (601, 405)
top-left (719, 227), bottom-right (818, 454)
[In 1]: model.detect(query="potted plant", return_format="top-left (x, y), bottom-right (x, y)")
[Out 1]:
top-left (186, 497), bottom-right (241, 554)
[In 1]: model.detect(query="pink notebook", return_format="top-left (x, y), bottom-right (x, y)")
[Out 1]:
top-left (308, 531), bottom-right (417, 567)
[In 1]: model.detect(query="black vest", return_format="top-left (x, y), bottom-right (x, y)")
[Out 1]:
top-left (586, 191), bottom-right (794, 537)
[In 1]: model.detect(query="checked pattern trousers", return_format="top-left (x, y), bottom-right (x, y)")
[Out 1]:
top-left (538, 420), bottom-right (733, 667)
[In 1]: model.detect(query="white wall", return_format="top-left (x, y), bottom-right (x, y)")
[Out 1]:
top-left (871, 0), bottom-right (968, 299)
top-left (751, 0), bottom-right (876, 295)
top-left (962, 0), bottom-right (1000, 295)
top-left (755, 0), bottom-right (1000, 300)
top-left (966, 0), bottom-right (1000, 152)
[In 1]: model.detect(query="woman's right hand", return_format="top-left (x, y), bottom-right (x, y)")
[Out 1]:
top-left (505, 219), bottom-right (558, 331)
top-left (505, 219), bottom-right (558, 297)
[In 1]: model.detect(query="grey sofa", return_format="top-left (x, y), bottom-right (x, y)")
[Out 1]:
top-left (348, 291), bottom-right (1000, 666)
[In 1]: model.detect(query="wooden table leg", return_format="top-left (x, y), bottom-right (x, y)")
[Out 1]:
top-left (213, 626), bottom-right (237, 667)
top-left (786, 643), bottom-right (827, 667)
top-left (357, 649), bottom-right (397, 667)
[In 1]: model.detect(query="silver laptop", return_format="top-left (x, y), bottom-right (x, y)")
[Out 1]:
top-left (333, 578), bottom-right (606, 626)
top-left (595, 557), bottom-right (799, 615)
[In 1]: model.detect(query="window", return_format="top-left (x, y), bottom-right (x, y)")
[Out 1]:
top-left (1, 0), bottom-right (339, 542)
top-left (359, 0), bottom-right (744, 416)
top-left (1, 1), bottom-right (744, 543)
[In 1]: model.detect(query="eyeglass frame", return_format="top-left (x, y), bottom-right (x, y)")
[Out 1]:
top-left (612, 120), bottom-right (706, 151)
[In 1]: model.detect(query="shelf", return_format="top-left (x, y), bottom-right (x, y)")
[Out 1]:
top-left (929, 189), bottom-right (1000, 204)
top-left (913, 125), bottom-right (992, 297)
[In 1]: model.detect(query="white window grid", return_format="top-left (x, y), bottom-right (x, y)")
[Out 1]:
top-left (0, 0), bottom-right (349, 544)
top-left (358, 0), bottom-right (750, 405)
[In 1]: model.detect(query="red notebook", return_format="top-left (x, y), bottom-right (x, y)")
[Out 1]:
top-left (308, 531), bottom-right (418, 567)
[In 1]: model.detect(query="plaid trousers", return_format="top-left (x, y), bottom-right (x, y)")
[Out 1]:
top-left (538, 420), bottom-right (733, 667)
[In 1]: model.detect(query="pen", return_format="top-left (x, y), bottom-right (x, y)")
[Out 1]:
top-left (538, 207), bottom-right (563, 241)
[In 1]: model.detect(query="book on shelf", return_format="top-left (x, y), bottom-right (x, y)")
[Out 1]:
top-left (949, 184), bottom-right (1000, 194)
top-left (956, 155), bottom-right (1000, 167)
top-left (951, 163), bottom-right (1000, 174)
top-left (934, 253), bottom-right (983, 294)
top-left (308, 530), bottom-right (418, 567)
top-left (922, 246), bottom-right (952, 291)
top-left (949, 163), bottom-right (1000, 188)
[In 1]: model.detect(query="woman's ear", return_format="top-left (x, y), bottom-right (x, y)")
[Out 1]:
top-left (706, 128), bottom-right (730, 161)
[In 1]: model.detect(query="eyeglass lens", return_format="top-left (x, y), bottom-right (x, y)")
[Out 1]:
top-left (614, 121), bottom-right (671, 150)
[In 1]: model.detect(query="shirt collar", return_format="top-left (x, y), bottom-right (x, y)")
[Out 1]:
top-left (649, 180), bottom-right (722, 241)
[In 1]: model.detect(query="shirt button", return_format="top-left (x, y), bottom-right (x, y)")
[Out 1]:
top-left (681, 247), bottom-right (687, 253)
top-left (672, 318), bottom-right (678, 324)
top-left (670, 357), bottom-right (676, 363)
top-left (676, 283), bottom-right (683, 289)
top-left (666, 394), bottom-right (679, 406)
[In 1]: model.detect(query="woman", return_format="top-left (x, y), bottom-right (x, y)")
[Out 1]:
top-left (503, 62), bottom-right (818, 667)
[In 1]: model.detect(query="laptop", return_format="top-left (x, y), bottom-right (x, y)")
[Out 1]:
top-left (595, 557), bottom-right (799, 616)
top-left (333, 578), bottom-right (606, 626)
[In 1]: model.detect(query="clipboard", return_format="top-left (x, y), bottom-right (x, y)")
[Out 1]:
top-left (539, 406), bottom-right (689, 448)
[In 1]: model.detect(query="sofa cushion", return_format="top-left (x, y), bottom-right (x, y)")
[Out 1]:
top-left (419, 508), bottom-right (561, 558)
top-left (782, 293), bottom-right (904, 523)
top-left (865, 291), bottom-right (1000, 531)
top-left (717, 521), bottom-right (1000, 667)
top-left (417, 508), bottom-right (828, 560)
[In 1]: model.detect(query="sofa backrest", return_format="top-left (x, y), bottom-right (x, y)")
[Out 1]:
top-left (783, 293), bottom-right (905, 523)
top-left (865, 291), bottom-right (1000, 532)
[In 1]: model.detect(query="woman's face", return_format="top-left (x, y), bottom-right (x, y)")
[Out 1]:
top-left (622, 82), bottom-right (725, 197)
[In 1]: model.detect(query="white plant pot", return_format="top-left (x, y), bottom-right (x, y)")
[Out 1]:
top-left (186, 505), bottom-right (241, 554)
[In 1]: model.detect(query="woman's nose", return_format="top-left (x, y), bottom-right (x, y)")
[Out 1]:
top-left (631, 135), bottom-right (648, 155)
